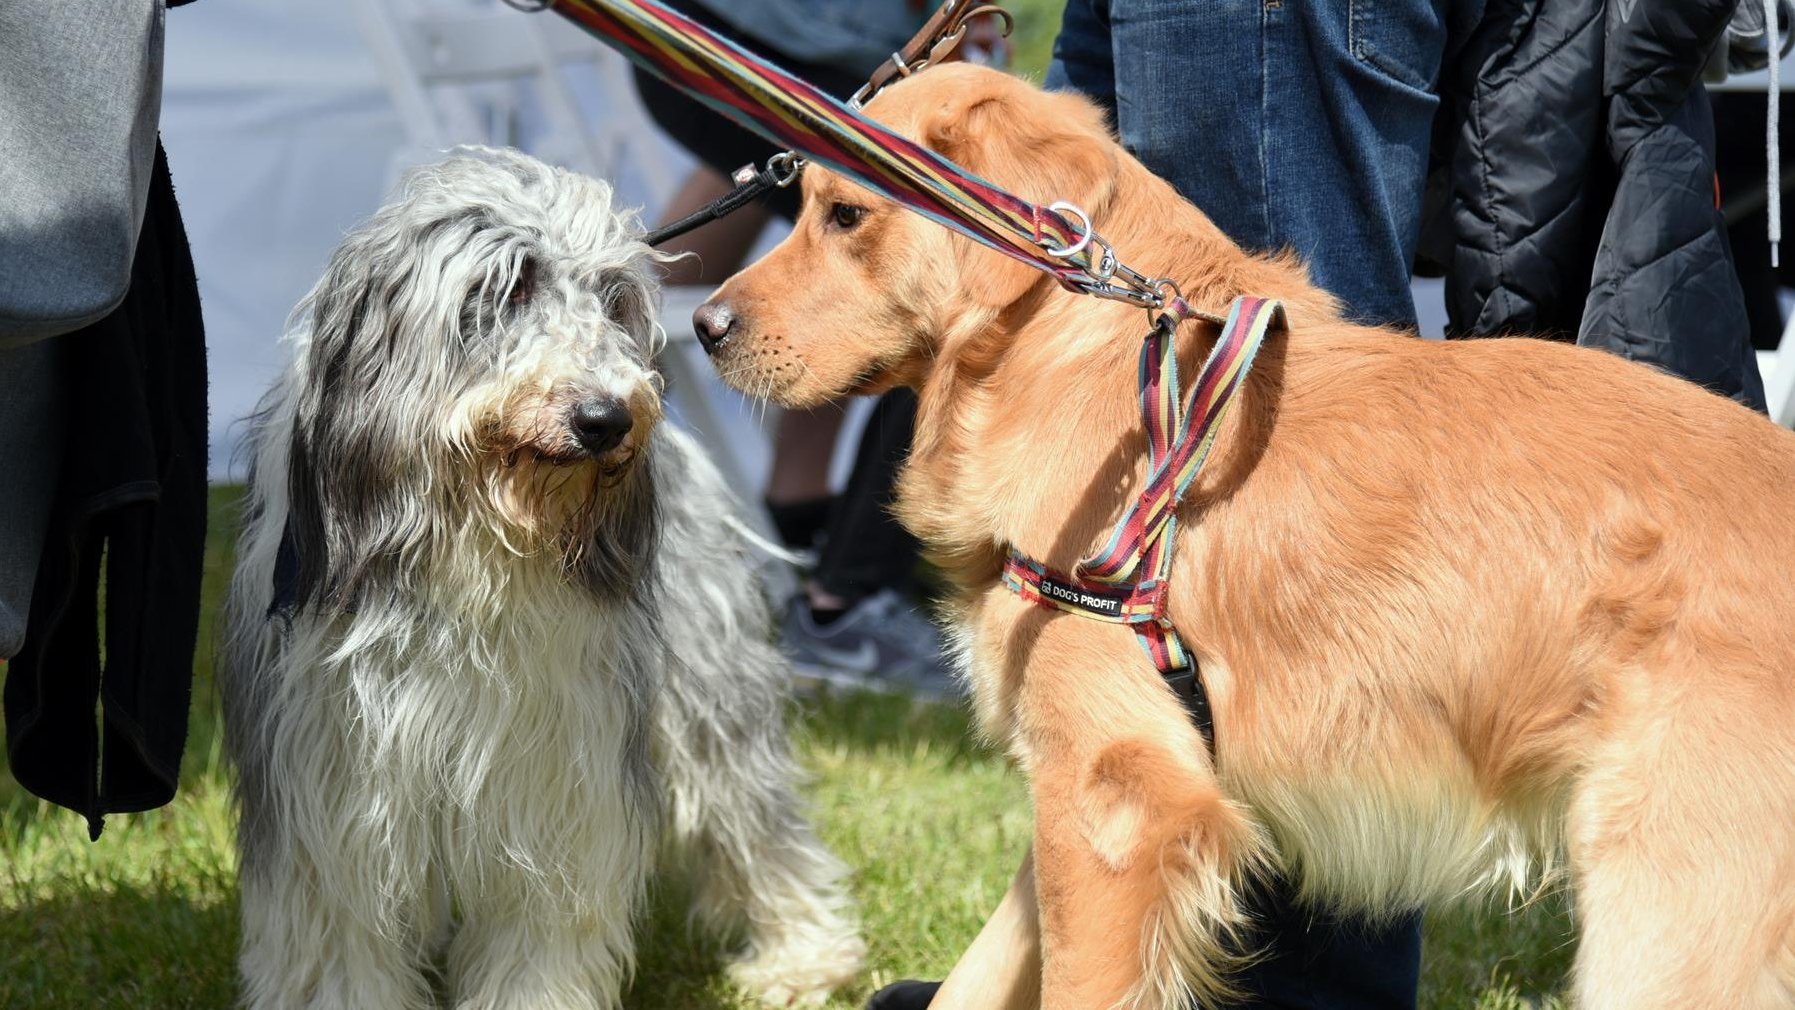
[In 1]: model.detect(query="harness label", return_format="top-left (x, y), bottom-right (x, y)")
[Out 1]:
top-left (1036, 574), bottom-right (1128, 617)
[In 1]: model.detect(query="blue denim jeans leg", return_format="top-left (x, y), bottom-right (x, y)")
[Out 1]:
top-left (1048, 0), bottom-right (1476, 328)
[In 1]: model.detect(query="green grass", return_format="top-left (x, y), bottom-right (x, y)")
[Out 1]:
top-left (1, 487), bottom-right (1575, 1008)
top-left (1004, 0), bottom-right (1062, 81)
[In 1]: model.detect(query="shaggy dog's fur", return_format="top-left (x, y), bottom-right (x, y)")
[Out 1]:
top-left (223, 148), bottom-right (863, 1010)
top-left (697, 65), bottom-right (1795, 1009)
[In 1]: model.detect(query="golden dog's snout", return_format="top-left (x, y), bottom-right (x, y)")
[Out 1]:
top-left (692, 300), bottom-right (736, 355)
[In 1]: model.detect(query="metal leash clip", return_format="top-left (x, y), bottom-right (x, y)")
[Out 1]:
top-left (849, 0), bottom-right (1014, 108)
top-left (1042, 201), bottom-right (1169, 311)
top-left (765, 151), bottom-right (803, 187)
top-left (924, 3), bottom-right (1015, 70)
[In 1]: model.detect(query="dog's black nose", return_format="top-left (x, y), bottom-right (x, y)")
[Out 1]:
top-left (570, 398), bottom-right (632, 456)
top-left (692, 300), bottom-right (735, 354)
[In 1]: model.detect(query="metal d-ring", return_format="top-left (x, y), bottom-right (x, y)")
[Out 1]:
top-left (500, 0), bottom-right (552, 12)
top-left (766, 151), bottom-right (804, 187)
top-left (1044, 200), bottom-right (1096, 259)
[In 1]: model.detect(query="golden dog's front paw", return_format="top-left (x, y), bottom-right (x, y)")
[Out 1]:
top-left (1069, 738), bottom-right (1273, 1010)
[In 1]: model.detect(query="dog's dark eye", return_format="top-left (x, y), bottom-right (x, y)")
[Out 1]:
top-left (507, 257), bottom-right (537, 307)
top-left (828, 202), bottom-right (866, 230)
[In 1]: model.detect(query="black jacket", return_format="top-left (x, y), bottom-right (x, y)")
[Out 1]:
top-left (1429, 0), bottom-right (1766, 407)
top-left (4, 142), bottom-right (207, 839)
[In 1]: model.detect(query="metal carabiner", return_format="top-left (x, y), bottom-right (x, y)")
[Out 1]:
top-left (766, 151), bottom-right (804, 187)
top-left (922, 25), bottom-right (966, 69)
top-left (1042, 201), bottom-right (1174, 309)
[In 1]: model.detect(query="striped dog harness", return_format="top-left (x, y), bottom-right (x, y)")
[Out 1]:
top-left (1002, 295), bottom-right (1285, 747)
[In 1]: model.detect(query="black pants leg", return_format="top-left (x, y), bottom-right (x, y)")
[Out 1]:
top-left (1219, 878), bottom-right (1423, 1010)
top-left (811, 390), bottom-right (921, 603)
top-left (868, 880), bottom-right (1423, 1010)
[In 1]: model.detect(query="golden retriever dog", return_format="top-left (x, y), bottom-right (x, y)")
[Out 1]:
top-left (693, 63), bottom-right (1795, 1010)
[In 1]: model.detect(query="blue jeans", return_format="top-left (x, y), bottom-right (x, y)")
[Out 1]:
top-left (1048, 0), bottom-right (1479, 328)
top-left (1047, 0), bottom-right (1479, 1005)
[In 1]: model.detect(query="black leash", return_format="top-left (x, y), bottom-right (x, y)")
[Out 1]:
top-left (643, 154), bottom-right (798, 248)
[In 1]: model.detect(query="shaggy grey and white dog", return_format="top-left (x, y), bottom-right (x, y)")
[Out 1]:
top-left (222, 147), bottom-right (863, 1010)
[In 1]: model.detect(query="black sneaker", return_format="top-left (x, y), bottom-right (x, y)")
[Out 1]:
top-left (866, 979), bottom-right (942, 1010)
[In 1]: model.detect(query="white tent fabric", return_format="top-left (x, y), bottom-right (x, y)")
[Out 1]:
top-left (164, 4), bottom-right (404, 477)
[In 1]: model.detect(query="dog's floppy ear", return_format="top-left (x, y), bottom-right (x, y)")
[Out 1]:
top-left (281, 232), bottom-right (439, 615)
top-left (917, 77), bottom-right (1119, 310)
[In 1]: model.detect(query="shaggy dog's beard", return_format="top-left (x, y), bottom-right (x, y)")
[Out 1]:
top-left (482, 450), bottom-right (661, 603)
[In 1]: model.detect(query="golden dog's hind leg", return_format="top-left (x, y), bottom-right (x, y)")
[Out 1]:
top-left (927, 851), bottom-right (1042, 1010)
top-left (1568, 674), bottom-right (1795, 1010)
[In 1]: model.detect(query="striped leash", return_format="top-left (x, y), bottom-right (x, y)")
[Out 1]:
top-left (519, 0), bottom-right (1172, 309)
top-left (638, 0), bottom-right (1012, 248)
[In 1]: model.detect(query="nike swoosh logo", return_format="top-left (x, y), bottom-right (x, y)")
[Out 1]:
top-left (804, 638), bottom-right (880, 672)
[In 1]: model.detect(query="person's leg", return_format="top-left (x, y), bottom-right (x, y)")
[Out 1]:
top-left (765, 404), bottom-right (847, 549)
top-left (1060, 0), bottom-right (1466, 329)
top-left (646, 166), bottom-right (849, 549)
top-left (1043, 0), bottom-right (1117, 108)
top-left (1109, 0), bottom-right (1442, 998)
top-left (810, 389), bottom-right (920, 605)
top-left (783, 390), bottom-right (949, 693)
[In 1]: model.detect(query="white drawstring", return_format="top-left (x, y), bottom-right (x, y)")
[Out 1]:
top-left (1768, 0), bottom-right (1782, 267)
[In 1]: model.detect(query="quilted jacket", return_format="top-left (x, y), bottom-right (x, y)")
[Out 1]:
top-left (1430, 0), bottom-right (1767, 407)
